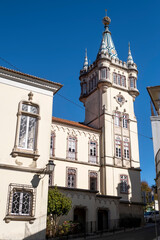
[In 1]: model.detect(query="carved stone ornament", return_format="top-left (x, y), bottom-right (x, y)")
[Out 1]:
top-left (28, 92), bottom-right (33, 101)
top-left (114, 93), bottom-right (126, 107)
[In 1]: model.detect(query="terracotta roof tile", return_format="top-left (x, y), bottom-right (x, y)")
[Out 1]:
top-left (52, 117), bottom-right (100, 133)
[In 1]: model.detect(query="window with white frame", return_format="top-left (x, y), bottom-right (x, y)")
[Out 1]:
top-left (89, 141), bottom-right (97, 163)
top-left (67, 168), bottom-right (76, 188)
top-left (106, 68), bottom-right (110, 79)
top-left (121, 76), bottom-right (126, 87)
top-left (115, 136), bottom-right (122, 158)
top-left (50, 132), bottom-right (55, 157)
top-left (114, 112), bottom-right (121, 127)
top-left (89, 172), bottom-right (98, 191)
top-left (117, 74), bottom-right (121, 85)
top-left (7, 184), bottom-right (36, 219)
top-left (18, 103), bottom-right (39, 151)
top-left (130, 77), bottom-right (136, 88)
top-left (120, 175), bottom-right (128, 193)
top-left (123, 138), bottom-right (130, 159)
top-left (67, 137), bottom-right (76, 160)
top-left (113, 72), bottom-right (117, 84)
top-left (101, 68), bottom-right (106, 79)
top-left (122, 114), bottom-right (128, 129)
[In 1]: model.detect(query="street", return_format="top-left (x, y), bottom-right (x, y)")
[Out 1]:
top-left (76, 224), bottom-right (160, 240)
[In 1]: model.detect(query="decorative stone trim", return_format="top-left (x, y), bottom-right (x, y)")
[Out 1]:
top-left (5, 183), bottom-right (36, 223)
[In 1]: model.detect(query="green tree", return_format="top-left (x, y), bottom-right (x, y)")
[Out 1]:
top-left (47, 187), bottom-right (72, 236)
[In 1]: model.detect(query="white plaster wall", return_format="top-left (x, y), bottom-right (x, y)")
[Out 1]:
top-left (0, 79), bottom-right (54, 240)
top-left (52, 123), bottom-right (100, 191)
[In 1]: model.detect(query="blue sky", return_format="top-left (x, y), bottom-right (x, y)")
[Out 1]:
top-left (1, 0), bottom-right (159, 186)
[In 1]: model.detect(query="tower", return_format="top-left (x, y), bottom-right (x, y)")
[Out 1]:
top-left (79, 12), bottom-right (143, 218)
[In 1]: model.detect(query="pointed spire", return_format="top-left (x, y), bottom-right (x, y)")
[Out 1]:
top-left (98, 10), bottom-right (118, 59)
top-left (99, 36), bottom-right (107, 54)
top-left (127, 42), bottom-right (134, 65)
top-left (83, 49), bottom-right (88, 71)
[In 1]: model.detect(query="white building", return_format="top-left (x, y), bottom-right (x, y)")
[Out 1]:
top-left (50, 13), bottom-right (143, 231)
top-left (0, 67), bottom-right (62, 240)
top-left (147, 86), bottom-right (160, 211)
top-left (0, 12), bottom-right (143, 239)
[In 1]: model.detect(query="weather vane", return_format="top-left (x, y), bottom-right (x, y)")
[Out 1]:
top-left (105, 9), bottom-right (107, 16)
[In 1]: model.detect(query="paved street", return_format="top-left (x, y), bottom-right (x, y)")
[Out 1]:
top-left (76, 224), bottom-right (160, 240)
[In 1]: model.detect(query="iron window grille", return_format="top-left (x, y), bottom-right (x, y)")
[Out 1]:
top-left (6, 184), bottom-right (36, 220)
top-left (120, 175), bottom-right (128, 193)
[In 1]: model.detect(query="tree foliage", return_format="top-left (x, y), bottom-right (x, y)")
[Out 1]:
top-left (141, 181), bottom-right (151, 193)
top-left (48, 187), bottom-right (72, 216)
top-left (47, 187), bottom-right (72, 237)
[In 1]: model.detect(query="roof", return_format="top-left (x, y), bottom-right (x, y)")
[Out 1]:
top-left (147, 86), bottom-right (160, 114)
top-left (52, 117), bottom-right (101, 133)
top-left (0, 66), bottom-right (63, 89)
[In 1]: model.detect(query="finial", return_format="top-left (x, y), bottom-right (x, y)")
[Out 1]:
top-left (128, 42), bottom-right (130, 51)
top-left (102, 9), bottom-right (111, 26)
top-left (127, 42), bottom-right (134, 65)
top-left (99, 36), bottom-right (107, 54)
top-left (83, 48), bottom-right (88, 71)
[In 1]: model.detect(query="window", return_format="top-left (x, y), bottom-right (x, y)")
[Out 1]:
top-left (120, 175), bottom-right (128, 193)
top-left (121, 76), bottom-right (126, 87)
top-left (130, 77), bottom-right (136, 88)
top-left (67, 137), bottom-right (77, 160)
top-left (89, 80), bottom-right (93, 91)
top-left (122, 114), bottom-right (128, 129)
top-left (89, 141), bottom-right (97, 164)
top-left (101, 68), bottom-right (106, 79)
top-left (18, 103), bottom-right (38, 150)
top-left (89, 172), bottom-right (98, 191)
top-left (82, 83), bottom-right (87, 95)
top-left (106, 68), bottom-right (110, 79)
top-left (67, 168), bottom-right (76, 188)
top-left (12, 101), bottom-right (40, 159)
top-left (113, 73), bottom-right (117, 84)
top-left (115, 136), bottom-right (122, 158)
top-left (114, 112), bottom-right (121, 127)
top-left (123, 138), bottom-right (130, 159)
top-left (117, 74), bottom-right (121, 85)
top-left (50, 132), bottom-right (55, 157)
top-left (6, 184), bottom-right (36, 222)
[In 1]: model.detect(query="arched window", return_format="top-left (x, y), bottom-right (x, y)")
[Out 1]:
top-left (12, 101), bottom-right (40, 159)
top-left (114, 112), bottom-right (121, 127)
top-left (122, 114), bottom-right (129, 129)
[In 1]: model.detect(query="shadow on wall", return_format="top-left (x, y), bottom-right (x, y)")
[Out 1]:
top-left (23, 228), bottom-right (46, 240)
top-left (116, 182), bottom-right (130, 201)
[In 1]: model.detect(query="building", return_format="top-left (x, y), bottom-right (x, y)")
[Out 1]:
top-left (0, 12), bottom-right (143, 239)
top-left (0, 66), bottom-right (62, 240)
top-left (50, 13), bottom-right (143, 232)
top-left (147, 86), bottom-right (160, 211)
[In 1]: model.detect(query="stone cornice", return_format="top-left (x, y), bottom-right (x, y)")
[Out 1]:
top-left (53, 157), bottom-right (100, 167)
top-left (0, 66), bottom-right (62, 94)
top-left (0, 163), bottom-right (45, 173)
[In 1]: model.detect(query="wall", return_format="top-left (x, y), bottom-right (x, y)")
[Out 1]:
top-left (0, 77), bottom-right (54, 240)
